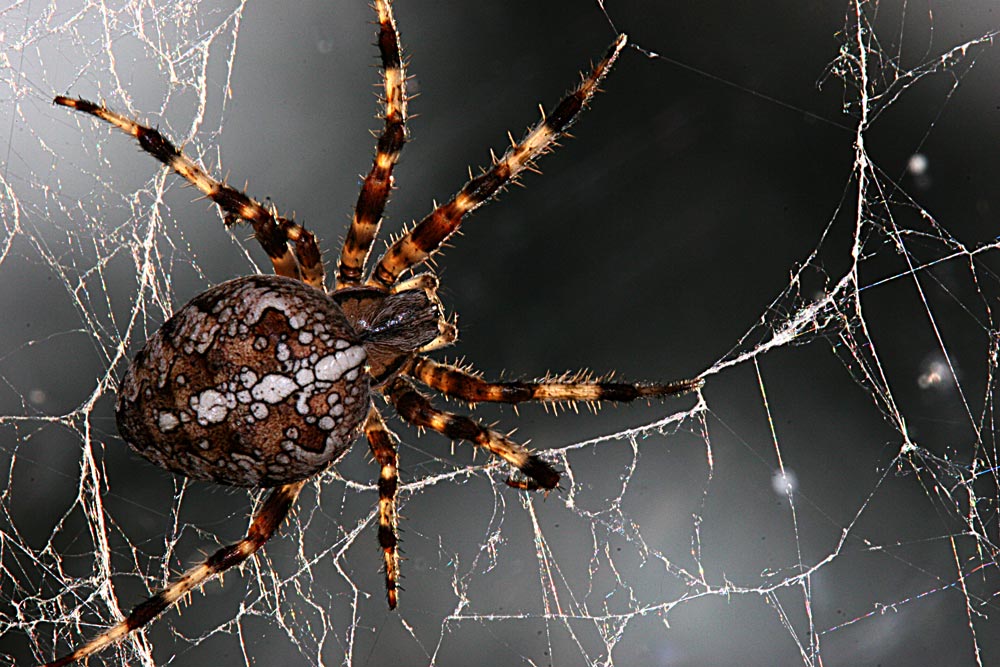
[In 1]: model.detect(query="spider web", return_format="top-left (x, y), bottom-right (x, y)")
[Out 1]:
top-left (2, 0), bottom-right (999, 664)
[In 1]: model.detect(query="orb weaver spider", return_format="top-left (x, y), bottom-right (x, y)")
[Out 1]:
top-left (45, 1), bottom-right (701, 664)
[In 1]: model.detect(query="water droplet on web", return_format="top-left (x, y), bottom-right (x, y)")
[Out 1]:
top-left (772, 470), bottom-right (798, 495)
top-left (907, 152), bottom-right (928, 176)
top-left (917, 356), bottom-right (955, 391)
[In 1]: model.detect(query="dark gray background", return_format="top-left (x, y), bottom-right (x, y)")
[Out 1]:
top-left (2, 1), bottom-right (1000, 665)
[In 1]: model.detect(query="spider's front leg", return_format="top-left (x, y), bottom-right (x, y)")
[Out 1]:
top-left (52, 96), bottom-right (325, 288)
top-left (337, 0), bottom-right (409, 288)
top-left (366, 34), bottom-right (629, 290)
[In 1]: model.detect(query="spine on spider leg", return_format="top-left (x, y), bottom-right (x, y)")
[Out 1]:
top-left (42, 481), bottom-right (305, 667)
top-left (366, 34), bottom-right (629, 290)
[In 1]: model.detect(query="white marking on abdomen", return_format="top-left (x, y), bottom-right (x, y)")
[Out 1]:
top-left (315, 345), bottom-right (366, 382)
top-left (251, 374), bottom-right (298, 404)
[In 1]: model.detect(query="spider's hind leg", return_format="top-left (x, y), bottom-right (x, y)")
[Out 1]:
top-left (364, 406), bottom-right (402, 609)
top-left (387, 377), bottom-right (560, 490)
top-left (336, 0), bottom-right (409, 288)
top-left (44, 481), bottom-right (306, 667)
top-left (52, 96), bottom-right (325, 288)
top-left (410, 357), bottom-right (704, 407)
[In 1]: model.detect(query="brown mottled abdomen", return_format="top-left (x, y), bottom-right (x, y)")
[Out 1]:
top-left (116, 275), bottom-right (370, 487)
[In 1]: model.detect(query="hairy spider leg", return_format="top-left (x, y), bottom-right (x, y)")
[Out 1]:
top-left (52, 96), bottom-right (325, 289)
top-left (411, 357), bottom-right (704, 405)
top-left (337, 0), bottom-right (409, 288)
top-left (44, 481), bottom-right (307, 667)
top-left (366, 33), bottom-right (628, 290)
top-left (363, 407), bottom-right (402, 608)
top-left (387, 377), bottom-right (560, 489)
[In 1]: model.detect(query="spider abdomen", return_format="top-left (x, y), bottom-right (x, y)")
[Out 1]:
top-left (116, 275), bottom-right (371, 487)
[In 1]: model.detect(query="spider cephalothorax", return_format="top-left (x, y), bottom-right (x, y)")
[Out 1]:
top-left (45, 2), bottom-right (701, 665)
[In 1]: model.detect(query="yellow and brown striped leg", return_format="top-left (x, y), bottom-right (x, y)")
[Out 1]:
top-left (366, 34), bottom-right (628, 290)
top-left (387, 377), bottom-right (560, 490)
top-left (336, 0), bottom-right (408, 288)
top-left (53, 96), bottom-right (325, 289)
top-left (44, 481), bottom-right (306, 667)
top-left (411, 357), bottom-right (704, 405)
top-left (363, 407), bottom-right (401, 609)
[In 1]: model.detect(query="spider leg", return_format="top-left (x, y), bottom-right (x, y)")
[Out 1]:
top-left (364, 406), bottom-right (402, 609)
top-left (387, 376), bottom-right (559, 490)
top-left (44, 481), bottom-right (306, 667)
top-left (410, 357), bottom-right (703, 406)
top-left (52, 96), bottom-right (325, 289)
top-left (337, 0), bottom-right (408, 288)
top-left (366, 34), bottom-right (628, 290)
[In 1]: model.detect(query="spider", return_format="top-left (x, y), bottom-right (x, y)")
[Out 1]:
top-left (45, 2), bottom-right (701, 664)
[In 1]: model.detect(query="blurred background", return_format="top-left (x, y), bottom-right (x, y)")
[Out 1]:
top-left (2, 1), bottom-right (1000, 665)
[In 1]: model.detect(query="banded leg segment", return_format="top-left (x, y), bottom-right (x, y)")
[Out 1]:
top-left (53, 96), bottom-right (325, 289)
top-left (45, 481), bottom-right (306, 667)
top-left (367, 34), bottom-right (628, 290)
top-left (412, 357), bottom-right (704, 405)
top-left (387, 377), bottom-right (559, 489)
top-left (364, 407), bottom-right (401, 609)
top-left (337, 0), bottom-right (409, 288)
